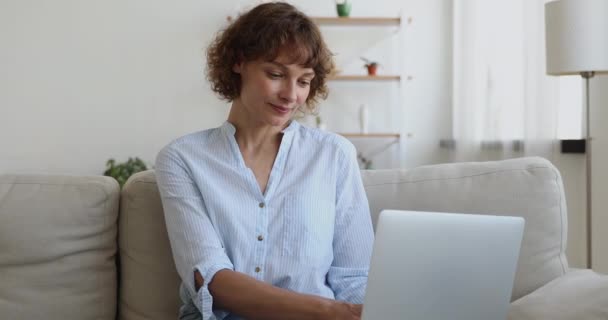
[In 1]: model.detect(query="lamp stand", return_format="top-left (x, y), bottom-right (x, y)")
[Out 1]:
top-left (582, 71), bottom-right (595, 269)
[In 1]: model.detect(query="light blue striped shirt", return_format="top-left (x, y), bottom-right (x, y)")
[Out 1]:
top-left (155, 120), bottom-right (374, 320)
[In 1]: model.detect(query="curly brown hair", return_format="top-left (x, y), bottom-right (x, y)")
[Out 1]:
top-left (206, 2), bottom-right (334, 113)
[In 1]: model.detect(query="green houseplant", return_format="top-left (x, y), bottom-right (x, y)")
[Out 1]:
top-left (335, 0), bottom-right (352, 17)
top-left (104, 157), bottom-right (148, 188)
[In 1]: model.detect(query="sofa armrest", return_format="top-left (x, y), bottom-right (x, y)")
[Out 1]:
top-left (508, 269), bottom-right (608, 320)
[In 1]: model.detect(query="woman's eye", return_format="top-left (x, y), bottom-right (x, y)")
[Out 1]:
top-left (299, 80), bottom-right (311, 87)
top-left (268, 72), bottom-right (283, 79)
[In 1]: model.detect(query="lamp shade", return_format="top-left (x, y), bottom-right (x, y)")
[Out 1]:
top-left (545, 0), bottom-right (608, 75)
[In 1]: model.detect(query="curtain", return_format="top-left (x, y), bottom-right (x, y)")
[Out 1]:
top-left (451, 0), bottom-right (579, 162)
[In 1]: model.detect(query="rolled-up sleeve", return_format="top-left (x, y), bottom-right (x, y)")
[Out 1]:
top-left (327, 142), bottom-right (375, 303)
top-left (156, 145), bottom-right (234, 320)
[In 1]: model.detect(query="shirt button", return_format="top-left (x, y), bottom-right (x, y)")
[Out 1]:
top-left (255, 267), bottom-right (261, 273)
top-left (257, 235), bottom-right (264, 241)
top-left (259, 202), bottom-right (265, 208)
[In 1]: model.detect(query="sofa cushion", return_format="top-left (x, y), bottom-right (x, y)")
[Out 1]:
top-left (118, 171), bottom-right (181, 320)
top-left (0, 174), bottom-right (119, 320)
top-left (508, 269), bottom-right (608, 320)
top-left (361, 157), bottom-right (569, 301)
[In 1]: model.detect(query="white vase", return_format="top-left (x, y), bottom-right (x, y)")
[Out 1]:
top-left (359, 104), bottom-right (369, 134)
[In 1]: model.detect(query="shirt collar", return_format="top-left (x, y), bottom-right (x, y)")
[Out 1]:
top-left (281, 120), bottom-right (299, 134)
top-left (220, 121), bottom-right (236, 136)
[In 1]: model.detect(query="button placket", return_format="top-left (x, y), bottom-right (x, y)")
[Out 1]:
top-left (254, 199), bottom-right (268, 279)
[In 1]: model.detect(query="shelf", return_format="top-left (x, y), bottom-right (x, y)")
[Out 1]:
top-left (312, 17), bottom-right (401, 26)
top-left (329, 75), bottom-right (400, 81)
top-left (339, 133), bottom-right (401, 139)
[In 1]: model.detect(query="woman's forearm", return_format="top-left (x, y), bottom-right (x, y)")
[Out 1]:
top-left (203, 269), bottom-right (334, 320)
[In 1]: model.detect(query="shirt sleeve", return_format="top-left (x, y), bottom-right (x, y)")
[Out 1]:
top-left (155, 145), bottom-right (234, 320)
top-left (327, 142), bottom-right (375, 303)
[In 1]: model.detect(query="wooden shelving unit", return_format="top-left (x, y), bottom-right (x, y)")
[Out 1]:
top-left (312, 17), bottom-right (401, 26)
top-left (312, 15), bottom-right (406, 166)
top-left (329, 75), bottom-right (400, 81)
top-left (339, 133), bottom-right (401, 139)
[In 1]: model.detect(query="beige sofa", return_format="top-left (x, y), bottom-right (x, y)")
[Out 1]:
top-left (1, 157), bottom-right (607, 319)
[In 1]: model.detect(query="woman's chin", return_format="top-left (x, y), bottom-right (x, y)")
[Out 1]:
top-left (267, 114), bottom-right (292, 127)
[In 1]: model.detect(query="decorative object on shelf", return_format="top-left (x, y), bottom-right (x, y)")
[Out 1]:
top-left (104, 157), bottom-right (148, 188)
top-left (361, 57), bottom-right (379, 76)
top-left (545, 0), bottom-right (608, 269)
top-left (359, 104), bottom-right (369, 134)
top-left (357, 152), bottom-right (373, 170)
top-left (315, 115), bottom-right (327, 130)
top-left (335, 0), bottom-right (352, 17)
top-left (350, 136), bottom-right (400, 169)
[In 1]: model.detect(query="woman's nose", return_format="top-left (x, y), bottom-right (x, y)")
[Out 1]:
top-left (279, 80), bottom-right (297, 102)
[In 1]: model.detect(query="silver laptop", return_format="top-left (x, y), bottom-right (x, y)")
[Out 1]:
top-left (361, 210), bottom-right (524, 320)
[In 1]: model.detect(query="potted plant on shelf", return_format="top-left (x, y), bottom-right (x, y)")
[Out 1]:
top-left (335, 0), bottom-right (352, 17)
top-left (357, 152), bottom-right (373, 170)
top-left (361, 57), bottom-right (379, 76)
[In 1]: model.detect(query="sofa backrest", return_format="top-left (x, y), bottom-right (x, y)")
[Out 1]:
top-left (0, 174), bottom-right (119, 320)
top-left (118, 156), bottom-right (569, 319)
top-left (361, 156), bottom-right (568, 301)
top-left (118, 174), bottom-right (181, 320)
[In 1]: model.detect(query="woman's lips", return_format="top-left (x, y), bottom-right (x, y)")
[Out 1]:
top-left (270, 103), bottom-right (291, 115)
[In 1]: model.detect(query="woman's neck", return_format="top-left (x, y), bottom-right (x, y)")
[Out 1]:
top-left (227, 102), bottom-right (288, 152)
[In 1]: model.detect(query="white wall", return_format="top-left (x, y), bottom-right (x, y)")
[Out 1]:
top-left (0, 0), bottom-right (452, 174)
top-left (552, 154), bottom-right (587, 269)
top-left (1, 0), bottom-right (229, 174)
top-left (1, 0), bottom-right (605, 272)
top-left (591, 75), bottom-right (608, 273)
top-left (551, 75), bottom-right (608, 273)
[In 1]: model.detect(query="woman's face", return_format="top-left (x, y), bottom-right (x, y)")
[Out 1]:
top-left (233, 50), bottom-right (315, 128)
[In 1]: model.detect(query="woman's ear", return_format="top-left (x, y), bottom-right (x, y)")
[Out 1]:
top-left (232, 61), bottom-right (243, 74)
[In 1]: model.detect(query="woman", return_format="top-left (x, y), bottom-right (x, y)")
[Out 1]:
top-left (155, 2), bottom-right (374, 319)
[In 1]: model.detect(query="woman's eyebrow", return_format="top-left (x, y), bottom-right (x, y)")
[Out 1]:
top-left (268, 61), bottom-right (315, 77)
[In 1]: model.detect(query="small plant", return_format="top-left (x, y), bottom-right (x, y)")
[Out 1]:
top-left (104, 157), bottom-right (148, 188)
top-left (357, 152), bottom-right (373, 170)
top-left (335, 0), bottom-right (351, 17)
top-left (361, 57), bottom-right (380, 75)
top-left (315, 115), bottom-right (327, 130)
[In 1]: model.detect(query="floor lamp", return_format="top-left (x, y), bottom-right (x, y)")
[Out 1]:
top-left (545, 0), bottom-right (608, 269)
